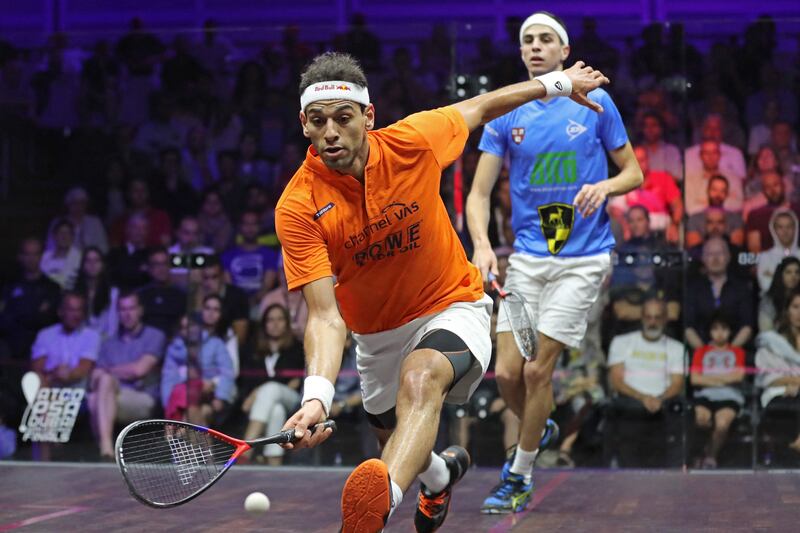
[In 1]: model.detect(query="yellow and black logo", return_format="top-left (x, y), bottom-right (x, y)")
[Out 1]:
top-left (537, 202), bottom-right (574, 255)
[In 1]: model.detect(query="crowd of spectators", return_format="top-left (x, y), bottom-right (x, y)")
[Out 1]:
top-left (1, 12), bottom-right (800, 468)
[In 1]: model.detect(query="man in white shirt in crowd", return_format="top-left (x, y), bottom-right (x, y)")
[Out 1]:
top-left (607, 297), bottom-right (685, 467)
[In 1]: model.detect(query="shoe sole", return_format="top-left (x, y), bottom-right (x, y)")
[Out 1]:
top-left (341, 459), bottom-right (391, 533)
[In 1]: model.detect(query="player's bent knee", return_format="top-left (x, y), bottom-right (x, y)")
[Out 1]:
top-left (398, 366), bottom-right (448, 401)
top-left (522, 362), bottom-right (552, 389)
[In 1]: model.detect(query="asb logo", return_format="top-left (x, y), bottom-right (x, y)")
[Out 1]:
top-left (511, 127), bottom-right (525, 145)
top-left (537, 202), bottom-right (574, 255)
top-left (566, 119), bottom-right (587, 141)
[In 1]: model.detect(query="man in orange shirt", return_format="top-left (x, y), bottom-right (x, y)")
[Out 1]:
top-left (277, 52), bottom-right (608, 533)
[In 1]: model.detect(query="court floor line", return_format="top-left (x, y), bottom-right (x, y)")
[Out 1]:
top-left (488, 471), bottom-right (572, 533)
top-left (0, 506), bottom-right (89, 531)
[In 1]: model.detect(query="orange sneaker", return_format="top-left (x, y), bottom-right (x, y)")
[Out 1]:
top-left (340, 458), bottom-right (393, 533)
top-left (414, 446), bottom-right (470, 532)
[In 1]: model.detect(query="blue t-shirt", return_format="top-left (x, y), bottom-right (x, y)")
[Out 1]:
top-left (479, 88), bottom-right (628, 257)
top-left (221, 245), bottom-right (281, 294)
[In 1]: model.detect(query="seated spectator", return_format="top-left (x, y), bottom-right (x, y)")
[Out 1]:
top-left (132, 92), bottom-right (182, 162)
top-left (197, 187), bottom-right (233, 252)
top-left (196, 256), bottom-right (249, 348)
top-left (182, 124), bottom-right (218, 192)
top-left (161, 314), bottom-right (234, 426)
top-left (755, 290), bottom-right (800, 456)
top-left (259, 260), bottom-right (308, 340)
top-left (88, 292), bottom-right (166, 459)
top-left (759, 257), bottom-right (800, 332)
top-left (222, 210), bottom-right (280, 304)
top-left (149, 147), bottom-right (198, 226)
top-left (745, 145), bottom-right (789, 203)
top-left (757, 210), bottom-right (800, 294)
top-left (747, 100), bottom-right (780, 157)
top-left (200, 293), bottom-right (239, 377)
top-left (73, 247), bottom-right (119, 340)
top-left (109, 177), bottom-right (173, 248)
top-left (685, 237), bottom-right (755, 351)
top-left (31, 292), bottom-right (99, 388)
top-left (216, 150), bottom-right (246, 219)
top-left (607, 297), bottom-right (685, 467)
top-left (743, 171), bottom-right (790, 221)
top-left (690, 314), bottom-right (746, 469)
top-left (107, 213), bottom-right (151, 290)
top-left (167, 215), bottom-right (213, 288)
top-left (770, 121), bottom-right (800, 179)
top-left (685, 140), bottom-right (743, 215)
top-left (638, 111), bottom-right (682, 181)
top-left (99, 156), bottom-right (128, 225)
top-left (138, 247), bottom-right (187, 336)
top-left (40, 218), bottom-right (82, 290)
top-left (46, 187), bottom-right (108, 254)
top-left (686, 204), bottom-right (744, 249)
top-left (685, 114), bottom-right (747, 192)
top-left (240, 304), bottom-right (304, 464)
top-left (241, 183), bottom-right (278, 243)
top-left (0, 238), bottom-right (61, 359)
top-left (609, 146), bottom-right (682, 242)
top-left (745, 174), bottom-right (799, 253)
top-left (238, 131), bottom-right (273, 187)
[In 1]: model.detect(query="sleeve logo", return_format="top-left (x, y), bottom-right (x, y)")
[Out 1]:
top-left (511, 127), bottom-right (525, 145)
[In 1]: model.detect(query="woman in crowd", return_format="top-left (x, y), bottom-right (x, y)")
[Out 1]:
top-left (200, 293), bottom-right (239, 377)
top-left (745, 144), bottom-right (788, 200)
top-left (197, 187), bottom-right (233, 252)
top-left (240, 304), bottom-right (304, 464)
top-left (161, 314), bottom-right (235, 426)
top-left (755, 289), bottom-right (800, 455)
top-left (759, 257), bottom-right (800, 332)
top-left (73, 246), bottom-right (119, 340)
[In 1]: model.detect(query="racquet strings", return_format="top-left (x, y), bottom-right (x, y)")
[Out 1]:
top-left (118, 422), bottom-right (237, 506)
top-left (503, 293), bottom-right (537, 359)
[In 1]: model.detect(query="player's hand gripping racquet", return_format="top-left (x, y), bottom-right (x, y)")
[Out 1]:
top-left (488, 272), bottom-right (538, 361)
top-left (115, 418), bottom-right (336, 508)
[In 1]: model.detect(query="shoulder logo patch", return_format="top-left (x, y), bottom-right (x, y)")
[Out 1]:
top-left (313, 202), bottom-right (335, 220)
top-left (511, 127), bottom-right (525, 145)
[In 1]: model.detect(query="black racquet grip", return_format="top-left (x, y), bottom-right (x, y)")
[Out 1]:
top-left (279, 419), bottom-right (338, 443)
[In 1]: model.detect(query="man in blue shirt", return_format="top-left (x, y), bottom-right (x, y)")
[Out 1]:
top-left (466, 11), bottom-right (642, 513)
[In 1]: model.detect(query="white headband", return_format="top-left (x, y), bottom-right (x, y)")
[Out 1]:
top-left (300, 80), bottom-right (370, 111)
top-left (519, 13), bottom-right (569, 46)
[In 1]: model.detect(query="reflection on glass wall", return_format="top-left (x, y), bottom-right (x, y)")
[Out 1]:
top-left (0, 8), bottom-right (799, 471)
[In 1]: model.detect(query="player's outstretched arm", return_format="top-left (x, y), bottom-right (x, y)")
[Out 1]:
top-left (452, 61), bottom-right (609, 132)
top-left (466, 152), bottom-right (504, 280)
top-left (281, 277), bottom-right (346, 450)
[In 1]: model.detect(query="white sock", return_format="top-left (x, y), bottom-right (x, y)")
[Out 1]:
top-left (389, 479), bottom-right (403, 520)
top-left (509, 447), bottom-right (538, 484)
top-left (417, 452), bottom-right (450, 494)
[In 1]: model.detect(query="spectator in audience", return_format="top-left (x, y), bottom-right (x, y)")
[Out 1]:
top-left (755, 289), bottom-right (800, 455)
top-left (240, 304), bottom-right (304, 464)
top-left (40, 218), bottom-right (82, 290)
top-left (745, 172), bottom-right (798, 253)
top-left (338, 13), bottom-right (382, 73)
top-left (242, 183), bottom-right (277, 241)
top-left (746, 145), bottom-right (787, 201)
top-left (99, 156), bottom-right (128, 224)
top-left (200, 293), bottom-right (239, 377)
top-left (607, 297), bottom-right (685, 467)
top-left (609, 146), bottom-right (683, 242)
top-left (770, 121), bottom-right (800, 178)
top-left (759, 257), bottom-right (800, 332)
top-left (161, 313), bottom-right (234, 426)
top-left (685, 114), bottom-right (747, 186)
top-left (110, 177), bottom-right (173, 248)
top-left (743, 171), bottom-right (791, 221)
top-left (746, 65), bottom-right (797, 131)
top-left (222, 210), bottom-right (280, 304)
top-left (182, 124), bottom-right (218, 192)
top-left (167, 215), bottom-right (214, 288)
top-left (74, 246), bottom-right (119, 340)
top-left (238, 131), bottom-right (273, 187)
top-left (138, 247), bottom-right (187, 336)
top-left (757, 210), bottom-right (800, 294)
top-left (216, 150), bottom-right (245, 219)
top-left (132, 92), bottom-right (182, 162)
top-left (149, 147), bottom-right (198, 225)
top-left (685, 140), bottom-right (743, 215)
top-left (196, 256), bottom-right (249, 347)
top-left (638, 111), bottom-right (682, 181)
top-left (46, 187), bottom-right (108, 254)
top-left (107, 213), bottom-right (151, 290)
top-left (685, 237), bottom-right (755, 350)
top-left (0, 238), bottom-right (61, 359)
top-left (115, 18), bottom-right (164, 124)
top-left (259, 259), bottom-right (308, 339)
top-left (747, 100), bottom-right (780, 156)
top-left (88, 291), bottom-right (165, 459)
top-left (686, 204), bottom-right (745, 250)
top-left (31, 291), bottom-right (99, 388)
top-left (197, 187), bottom-right (234, 252)
top-left (690, 314), bottom-right (746, 469)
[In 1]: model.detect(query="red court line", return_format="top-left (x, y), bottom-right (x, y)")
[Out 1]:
top-left (0, 506), bottom-right (88, 531)
top-left (488, 471), bottom-right (571, 533)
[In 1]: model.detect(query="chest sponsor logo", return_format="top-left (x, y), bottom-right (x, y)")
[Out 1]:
top-left (537, 202), bottom-right (574, 255)
top-left (344, 201), bottom-right (420, 250)
top-left (566, 119), bottom-right (587, 141)
top-left (530, 151), bottom-right (577, 185)
top-left (344, 201), bottom-right (423, 266)
top-left (511, 127), bottom-right (525, 145)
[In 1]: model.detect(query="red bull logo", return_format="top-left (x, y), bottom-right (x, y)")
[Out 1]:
top-left (314, 83), bottom-right (352, 91)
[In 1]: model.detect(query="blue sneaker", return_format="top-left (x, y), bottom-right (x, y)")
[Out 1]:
top-left (480, 473), bottom-right (533, 514)
top-left (500, 418), bottom-right (560, 482)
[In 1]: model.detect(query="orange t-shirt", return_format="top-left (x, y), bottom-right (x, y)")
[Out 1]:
top-left (275, 106), bottom-right (484, 334)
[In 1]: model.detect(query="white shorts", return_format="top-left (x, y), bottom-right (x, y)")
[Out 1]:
top-left (497, 252), bottom-right (611, 349)
top-left (353, 294), bottom-right (493, 415)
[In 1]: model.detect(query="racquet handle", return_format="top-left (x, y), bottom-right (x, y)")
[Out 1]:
top-left (487, 272), bottom-right (508, 297)
top-left (276, 419), bottom-right (337, 444)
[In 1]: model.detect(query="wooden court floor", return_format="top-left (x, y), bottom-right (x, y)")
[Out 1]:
top-left (1, 462), bottom-right (798, 532)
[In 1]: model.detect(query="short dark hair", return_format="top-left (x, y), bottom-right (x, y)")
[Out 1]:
top-left (708, 174), bottom-right (729, 189)
top-left (709, 311), bottom-right (731, 331)
top-left (299, 52), bottom-right (368, 95)
top-left (628, 205), bottom-right (650, 221)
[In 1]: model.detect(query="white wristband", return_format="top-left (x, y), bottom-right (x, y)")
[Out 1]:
top-left (302, 376), bottom-right (336, 417)
top-left (535, 71), bottom-right (572, 97)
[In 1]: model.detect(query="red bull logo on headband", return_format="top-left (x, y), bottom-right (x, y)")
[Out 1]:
top-left (314, 83), bottom-right (352, 92)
